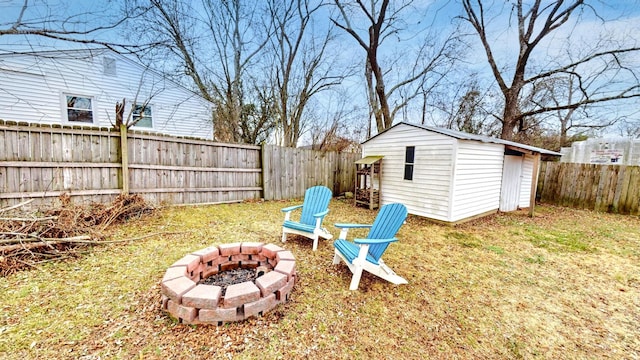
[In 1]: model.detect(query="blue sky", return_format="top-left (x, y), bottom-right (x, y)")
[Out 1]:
top-left (3, 0), bottom-right (638, 76)
top-left (2, 0), bottom-right (639, 138)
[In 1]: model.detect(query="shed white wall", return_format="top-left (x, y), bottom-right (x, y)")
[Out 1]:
top-left (450, 140), bottom-right (504, 222)
top-left (362, 124), bottom-right (455, 222)
top-left (0, 51), bottom-right (213, 139)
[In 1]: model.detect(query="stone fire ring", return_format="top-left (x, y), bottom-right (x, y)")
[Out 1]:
top-left (161, 242), bottom-right (296, 325)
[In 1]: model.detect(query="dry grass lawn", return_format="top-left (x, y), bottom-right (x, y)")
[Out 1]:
top-left (1, 198), bottom-right (639, 359)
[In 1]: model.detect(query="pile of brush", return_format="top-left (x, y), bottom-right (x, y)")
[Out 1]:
top-left (0, 194), bottom-right (154, 276)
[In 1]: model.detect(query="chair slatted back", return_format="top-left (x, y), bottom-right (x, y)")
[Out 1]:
top-left (367, 203), bottom-right (408, 261)
top-left (300, 186), bottom-right (332, 226)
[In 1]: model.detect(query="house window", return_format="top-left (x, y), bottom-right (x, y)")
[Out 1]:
top-left (133, 104), bottom-right (153, 128)
top-left (404, 146), bottom-right (415, 180)
top-left (66, 95), bottom-right (94, 123)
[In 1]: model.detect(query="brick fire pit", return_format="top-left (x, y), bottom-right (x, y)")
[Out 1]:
top-left (161, 242), bottom-right (296, 325)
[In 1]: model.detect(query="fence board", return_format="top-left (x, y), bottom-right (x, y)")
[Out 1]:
top-left (0, 121), bottom-right (359, 207)
top-left (538, 162), bottom-right (640, 215)
top-left (260, 145), bottom-right (359, 200)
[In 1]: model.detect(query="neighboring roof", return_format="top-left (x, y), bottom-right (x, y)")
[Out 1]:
top-left (355, 155), bottom-right (383, 164)
top-left (363, 122), bottom-right (562, 156)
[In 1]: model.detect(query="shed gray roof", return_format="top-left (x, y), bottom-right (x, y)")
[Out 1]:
top-left (363, 122), bottom-right (562, 156)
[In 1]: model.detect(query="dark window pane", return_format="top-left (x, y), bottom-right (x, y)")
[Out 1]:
top-left (405, 146), bottom-right (415, 163)
top-left (404, 146), bottom-right (415, 180)
top-left (404, 164), bottom-right (414, 180)
top-left (67, 109), bottom-right (93, 123)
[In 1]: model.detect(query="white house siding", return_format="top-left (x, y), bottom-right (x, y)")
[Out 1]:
top-left (450, 140), bottom-right (504, 222)
top-left (518, 154), bottom-right (535, 208)
top-left (0, 50), bottom-right (213, 139)
top-left (362, 124), bottom-right (455, 222)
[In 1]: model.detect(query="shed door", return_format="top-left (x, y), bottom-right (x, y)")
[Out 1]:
top-left (500, 155), bottom-right (523, 211)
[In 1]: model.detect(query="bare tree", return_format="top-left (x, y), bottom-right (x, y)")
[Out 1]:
top-left (309, 119), bottom-right (361, 151)
top-left (265, 0), bottom-right (348, 147)
top-left (239, 84), bottom-right (278, 144)
top-left (129, 0), bottom-right (273, 143)
top-left (203, 0), bottom-right (273, 143)
top-left (306, 88), bottom-right (366, 151)
top-left (615, 116), bottom-right (640, 138)
top-left (452, 88), bottom-right (493, 135)
top-left (0, 0), bottom-right (155, 52)
top-left (428, 78), bottom-right (501, 135)
top-left (461, 0), bottom-right (640, 141)
top-left (537, 75), bottom-right (619, 147)
top-left (331, 0), bottom-right (458, 133)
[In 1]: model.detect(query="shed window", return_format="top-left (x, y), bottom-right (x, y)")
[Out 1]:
top-left (404, 146), bottom-right (415, 180)
top-left (66, 95), bottom-right (94, 123)
top-left (132, 104), bottom-right (153, 128)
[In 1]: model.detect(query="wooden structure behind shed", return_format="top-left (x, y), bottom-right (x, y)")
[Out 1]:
top-left (355, 156), bottom-right (383, 210)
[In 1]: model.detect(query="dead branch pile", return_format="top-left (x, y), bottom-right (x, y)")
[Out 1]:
top-left (0, 194), bottom-right (155, 276)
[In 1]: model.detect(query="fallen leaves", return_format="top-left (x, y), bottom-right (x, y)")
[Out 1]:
top-left (1, 200), bottom-right (639, 359)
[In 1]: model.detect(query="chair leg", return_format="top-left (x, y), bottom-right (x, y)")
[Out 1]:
top-left (349, 266), bottom-right (363, 291)
top-left (332, 251), bottom-right (341, 265)
top-left (281, 230), bottom-right (287, 244)
top-left (312, 235), bottom-right (319, 251)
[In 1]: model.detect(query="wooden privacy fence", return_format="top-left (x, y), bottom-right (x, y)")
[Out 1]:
top-left (0, 121), bottom-right (359, 207)
top-left (537, 161), bottom-right (640, 215)
top-left (261, 145), bottom-right (359, 201)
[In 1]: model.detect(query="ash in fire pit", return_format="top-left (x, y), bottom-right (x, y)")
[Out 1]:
top-left (198, 267), bottom-right (268, 295)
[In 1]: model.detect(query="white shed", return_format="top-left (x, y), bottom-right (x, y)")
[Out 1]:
top-left (0, 49), bottom-right (213, 139)
top-left (361, 122), bottom-right (561, 224)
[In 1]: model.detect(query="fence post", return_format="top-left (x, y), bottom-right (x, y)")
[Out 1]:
top-left (261, 143), bottom-right (269, 201)
top-left (119, 124), bottom-right (130, 195)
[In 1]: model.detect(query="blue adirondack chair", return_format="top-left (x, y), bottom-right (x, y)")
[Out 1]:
top-left (281, 186), bottom-right (333, 251)
top-left (333, 203), bottom-right (408, 290)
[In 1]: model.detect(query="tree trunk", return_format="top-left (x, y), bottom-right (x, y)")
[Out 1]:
top-left (501, 90), bottom-right (520, 141)
top-left (368, 47), bottom-right (391, 133)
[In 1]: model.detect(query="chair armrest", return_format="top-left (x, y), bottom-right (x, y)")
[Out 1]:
top-left (335, 223), bottom-right (372, 240)
top-left (334, 223), bottom-right (372, 229)
top-left (354, 237), bottom-right (398, 245)
top-left (313, 209), bottom-right (329, 218)
top-left (281, 204), bottom-right (303, 213)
